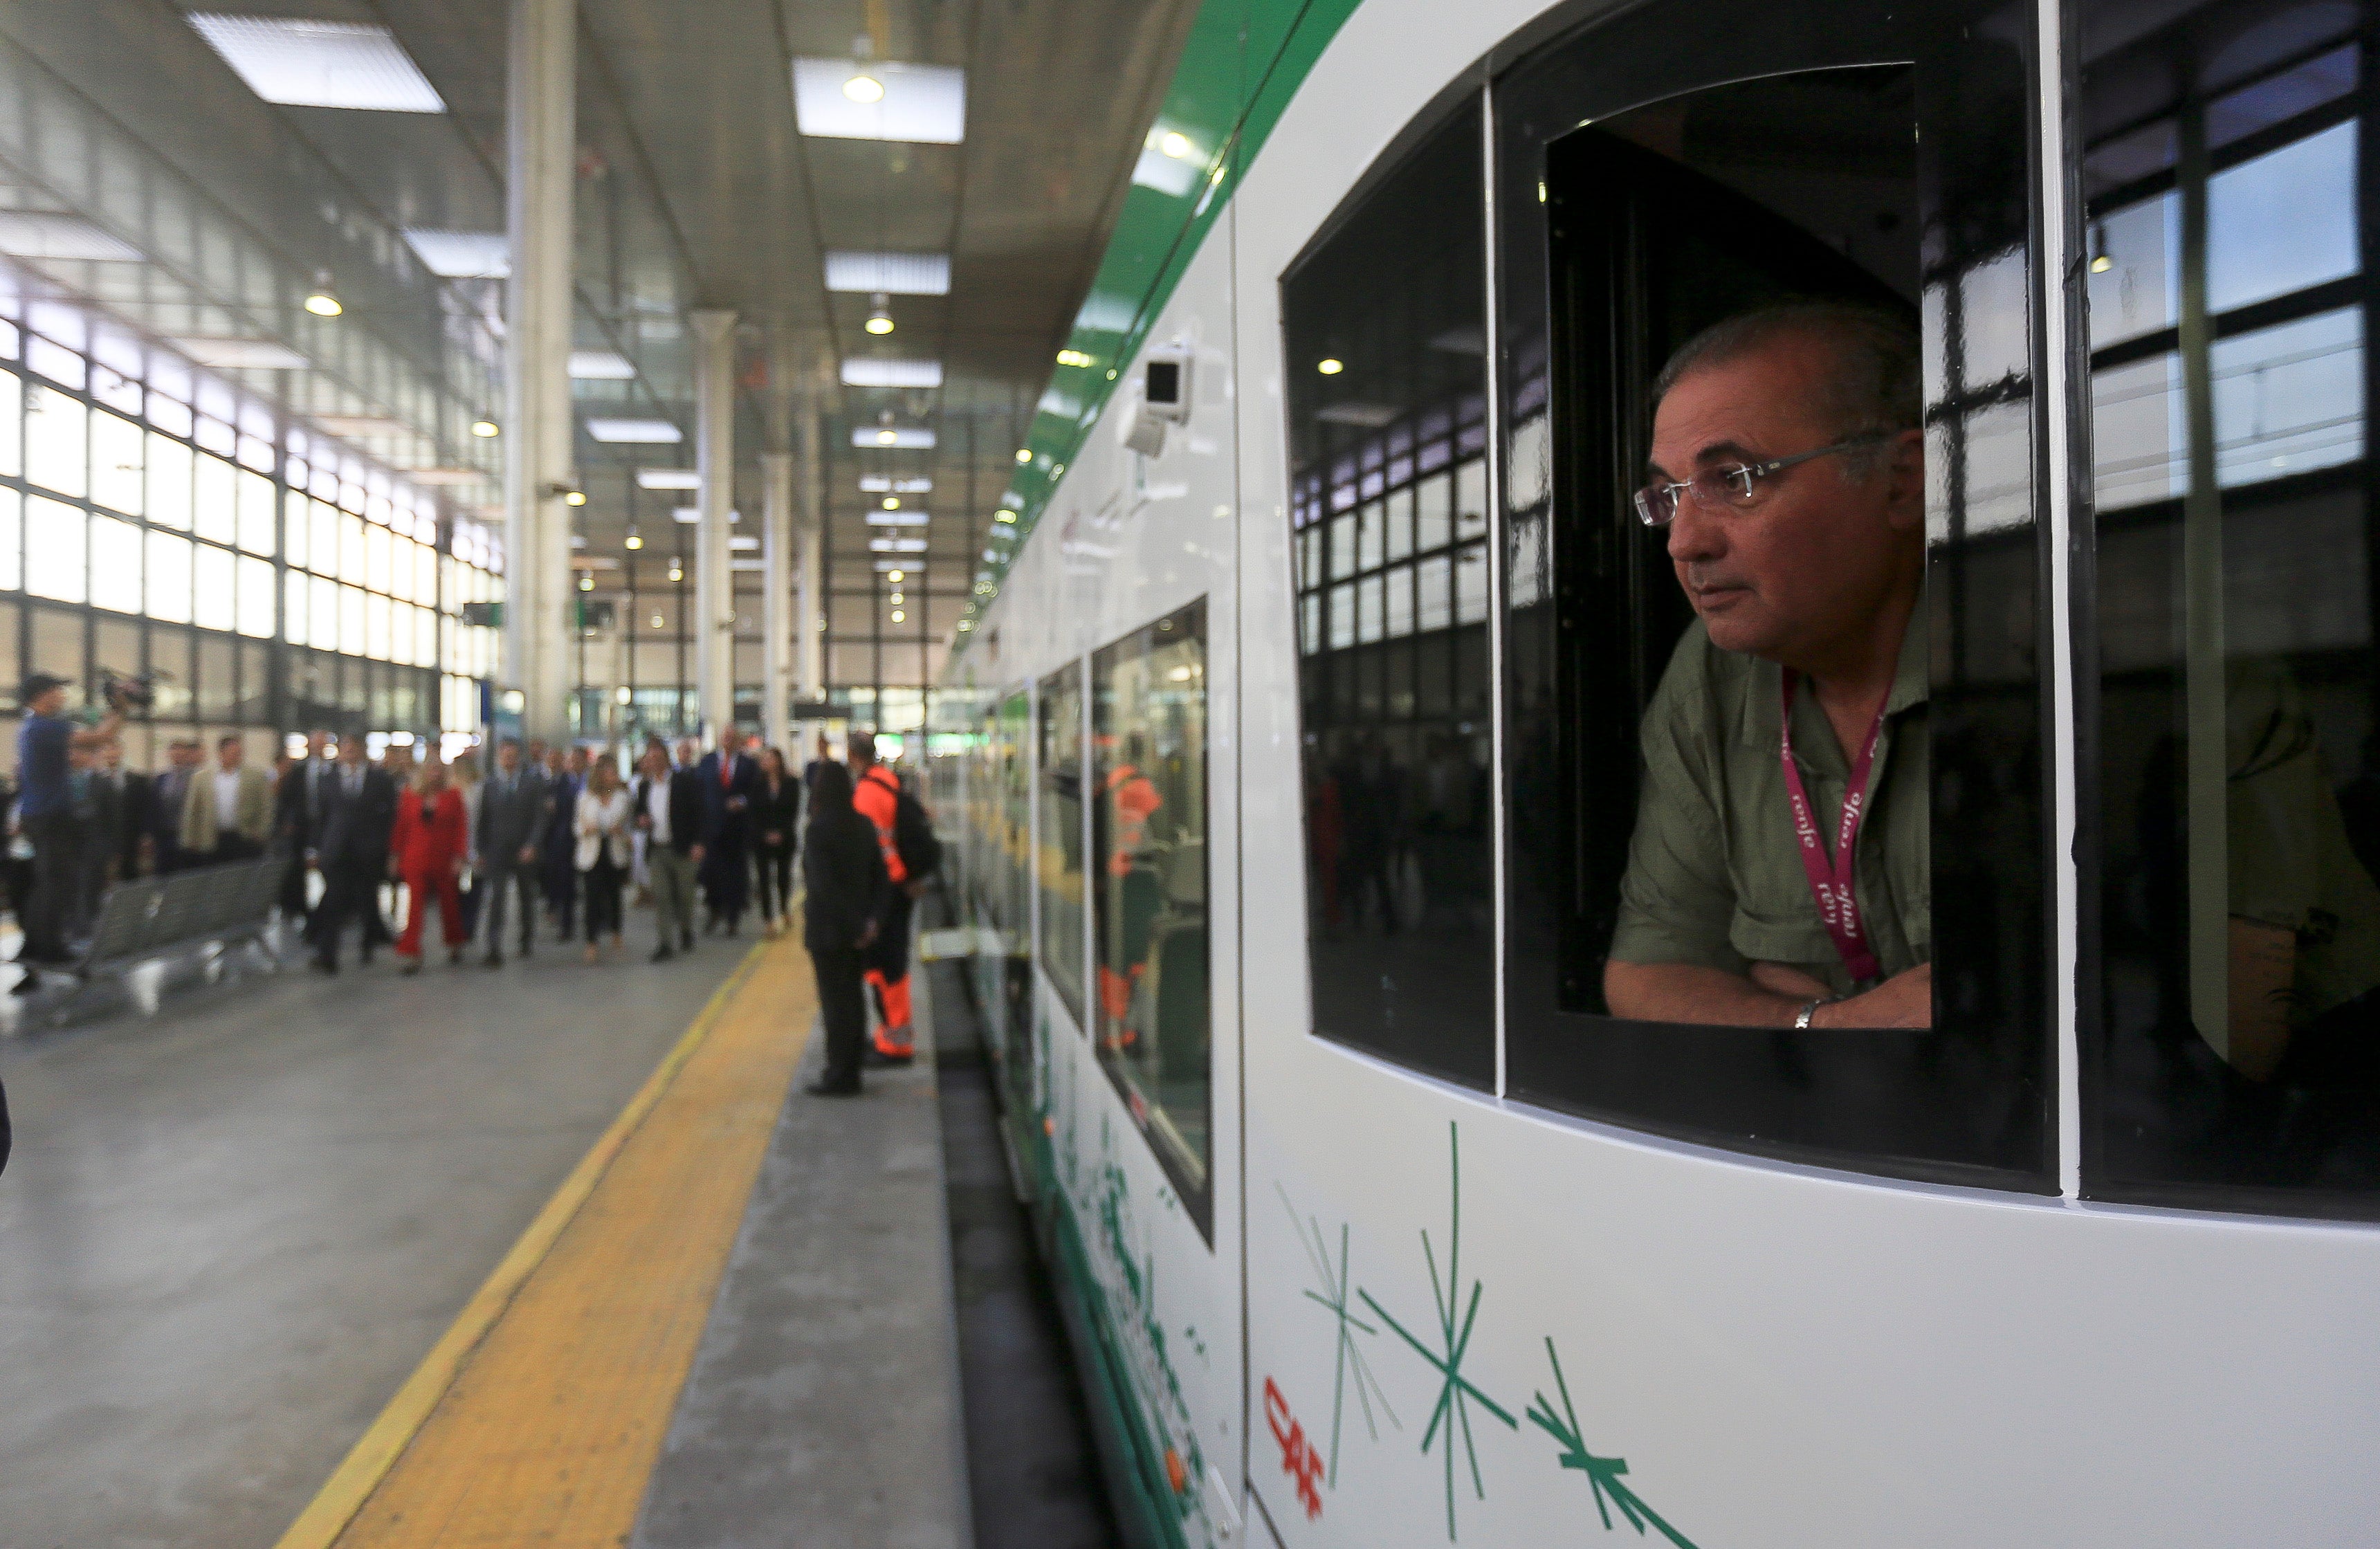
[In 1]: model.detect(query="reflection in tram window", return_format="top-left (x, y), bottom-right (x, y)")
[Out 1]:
top-left (1283, 108), bottom-right (1494, 1089)
top-left (2084, 0), bottom-right (2380, 1207)
top-left (971, 691), bottom-right (1034, 1090)
top-left (1499, 26), bottom-right (2051, 1181)
top-left (1090, 601), bottom-right (1210, 1229)
top-left (1037, 661), bottom-right (1086, 1025)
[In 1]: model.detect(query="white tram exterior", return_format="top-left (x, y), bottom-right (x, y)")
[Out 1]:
top-left (931, 0), bottom-right (2380, 1541)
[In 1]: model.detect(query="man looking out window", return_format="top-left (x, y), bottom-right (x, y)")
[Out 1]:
top-left (1603, 302), bottom-right (1932, 1031)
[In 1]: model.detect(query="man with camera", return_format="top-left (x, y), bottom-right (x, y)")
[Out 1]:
top-left (13, 673), bottom-right (125, 990)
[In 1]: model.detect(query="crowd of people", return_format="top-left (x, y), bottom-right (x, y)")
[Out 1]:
top-left (0, 678), bottom-right (943, 1086)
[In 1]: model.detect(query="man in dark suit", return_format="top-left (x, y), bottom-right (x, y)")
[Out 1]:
top-left (476, 737), bottom-right (549, 965)
top-left (306, 732), bottom-right (396, 973)
top-left (695, 724), bottom-right (760, 936)
top-left (149, 738), bottom-right (202, 877)
top-left (112, 742), bottom-right (149, 881)
top-left (274, 730), bottom-right (334, 915)
top-left (634, 740), bottom-right (709, 960)
top-left (538, 746), bottom-right (585, 940)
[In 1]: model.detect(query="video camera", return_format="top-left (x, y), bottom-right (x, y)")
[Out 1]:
top-left (96, 666), bottom-right (164, 713)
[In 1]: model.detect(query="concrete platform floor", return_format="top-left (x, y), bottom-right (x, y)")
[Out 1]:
top-left (0, 927), bottom-right (751, 1549)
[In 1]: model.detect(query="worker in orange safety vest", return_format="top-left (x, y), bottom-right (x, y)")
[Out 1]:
top-left (849, 730), bottom-right (924, 1063)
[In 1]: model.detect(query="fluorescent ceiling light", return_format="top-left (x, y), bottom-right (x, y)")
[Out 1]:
top-left (859, 475), bottom-right (933, 493)
top-left (792, 58), bottom-right (965, 144)
top-left (730, 558), bottom-right (765, 571)
top-left (866, 511), bottom-right (928, 526)
top-left (841, 358), bottom-right (943, 389)
top-left (672, 506), bottom-right (700, 523)
top-left (872, 560), bottom-right (919, 572)
top-left (824, 251), bottom-right (950, 295)
top-left (0, 213), bottom-right (143, 263)
top-left (729, 535), bottom-right (760, 551)
top-left (854, 426), bottom-right (935, 449)
top-left (311, 413), bottom-right (411, 439)
top-left (187, 15), bottom-right (446, 112)
top-left (870, 537), bottom-right (929, 553)
top-left (403, 229), bottom-right (508, 278)
top-left (167, 336), bottom-right (309, 370)
top-left (585, 417), bottom-right (681, 443)
top-left (637, 468), bottom-right (701, 491)
top-left (567, 350), bottom-right (636, 380)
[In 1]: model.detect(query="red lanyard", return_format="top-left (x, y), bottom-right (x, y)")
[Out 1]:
top-left (1778, 674), bottom-right (1888, 984)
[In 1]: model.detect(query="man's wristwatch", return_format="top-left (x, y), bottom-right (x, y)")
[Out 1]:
top-left (1793, 998), bottom-right (1831, 1031)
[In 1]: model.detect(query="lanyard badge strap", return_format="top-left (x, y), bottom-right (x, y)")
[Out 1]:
top-left (1779, 673), bottom-right (1888, 986)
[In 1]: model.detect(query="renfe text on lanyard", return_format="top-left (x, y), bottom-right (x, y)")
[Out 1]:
top-left (1778, 672), bottom-right (1888, 984)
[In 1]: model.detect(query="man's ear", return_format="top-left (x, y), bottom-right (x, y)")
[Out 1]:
top-left (1883, 427), bottom-right (1927, 533)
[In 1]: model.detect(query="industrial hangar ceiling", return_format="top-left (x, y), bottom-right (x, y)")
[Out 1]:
top-left (0, 0), bottom-right (1202, 691)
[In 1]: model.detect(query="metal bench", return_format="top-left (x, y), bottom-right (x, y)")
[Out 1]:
top-left (27, 854), bottom-right (289, 1018)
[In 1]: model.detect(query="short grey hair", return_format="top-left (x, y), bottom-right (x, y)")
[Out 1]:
top-left (1652, 300), bottom-right (1921, 477)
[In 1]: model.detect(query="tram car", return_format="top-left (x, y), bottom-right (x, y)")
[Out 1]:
top-left (931, 0), bottom-right (2380, 1540)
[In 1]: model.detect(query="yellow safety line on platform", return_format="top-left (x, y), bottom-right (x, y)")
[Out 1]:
top-left (271, 927), bottom-right (816, 1549)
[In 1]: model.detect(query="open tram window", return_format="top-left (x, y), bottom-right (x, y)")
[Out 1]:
top-left (1499, 3), bottom-right (2052, 1182)
top-left (2082, 0), bottom-right (2380, 1213)
top-left (1090, 601), bottom-right (1210, 1231)
top-left (1282, 108), bottom-right (1495, 1090)
top-left (1038, 661), bottom-right (1086, 1026)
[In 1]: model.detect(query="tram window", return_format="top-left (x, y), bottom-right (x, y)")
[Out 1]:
top-left (1090, 601), bottom-right (1211, 1231)
top-left (1037, 661), bottom-right (1087, 1025)
top-left (1498, 6), bottom-right (2051, 1183)
top-left (2083, 0), bottom-right (2380, 1212)
top-left (1282, 106), bottom-right (1496, 1090)
top-left (975, 689), bottom-right (1036, 1101)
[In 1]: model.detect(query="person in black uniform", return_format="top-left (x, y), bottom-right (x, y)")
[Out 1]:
top-left (306, 733), bottom-right (397, 973)
top-left (751, 744), bottom-right (802, 937)
top-left (803, 762), bottom-right (888, 1097)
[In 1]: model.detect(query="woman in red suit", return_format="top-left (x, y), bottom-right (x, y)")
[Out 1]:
top-left (390, 753), bottom-right (469, 973)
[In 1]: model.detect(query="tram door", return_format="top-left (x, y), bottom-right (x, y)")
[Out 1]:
top-left (1543, 69), bottom-right (1919, 1014)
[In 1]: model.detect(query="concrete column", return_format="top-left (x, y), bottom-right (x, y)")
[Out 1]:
top-left (690, 309), bottom-right (737, 737)
top-left (761, 451), bottom-right (794, 753)
top-left (797, 401), bottom-right (824, 700)
top-left (502, 0), bottom-right (576, 743)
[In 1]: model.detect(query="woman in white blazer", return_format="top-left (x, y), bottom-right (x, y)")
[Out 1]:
top-left (573, 753), bottom-right (634, 964)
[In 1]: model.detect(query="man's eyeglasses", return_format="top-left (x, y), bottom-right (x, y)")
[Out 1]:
top-left (1633, 431), bottom-right (1892, 528)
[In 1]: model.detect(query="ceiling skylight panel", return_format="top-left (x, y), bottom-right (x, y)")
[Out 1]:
top-left (792, 59), bottom-right (965, 144)
top-left (825, 251), bottom-right (951, 295)
top-left (841, 358), bottom-right (944, 389)
top-left (188, 15), bottom-right (446, 113)
top-left (403, 229), bottom-right (508, 277)
top-left (0, 214), bottom-right (143, 262)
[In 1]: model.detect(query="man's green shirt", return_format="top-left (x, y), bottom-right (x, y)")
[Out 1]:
top-left (1610, 616), bottom-right (1930, 998)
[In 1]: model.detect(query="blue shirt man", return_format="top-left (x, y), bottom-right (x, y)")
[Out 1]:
top-left (14, 672), bottom-right (124, 980)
